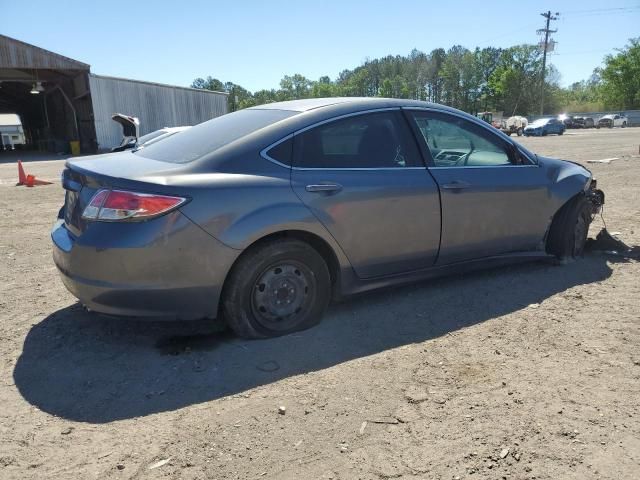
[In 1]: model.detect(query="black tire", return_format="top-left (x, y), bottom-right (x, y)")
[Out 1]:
top-left (517, 128), bottom-right (523, 136)
top-left (546, 195), bottom-right (592, 259)
top-left (221, 239), bottom-right (331, 339)
top-left (622, 121), bottom-right (627, 128)
top-left (559, 129), bottom-right (564, 135)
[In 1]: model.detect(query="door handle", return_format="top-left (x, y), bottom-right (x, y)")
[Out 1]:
top-left (305, 183), bottom-right (343, 193)
top-left (441, 181), bottom-right (471, 190)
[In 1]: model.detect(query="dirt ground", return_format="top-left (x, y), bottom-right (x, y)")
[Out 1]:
top-left (1, 128), bottom-right (639, 479)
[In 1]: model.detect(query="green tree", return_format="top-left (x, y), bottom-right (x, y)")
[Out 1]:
top-left (475, 47), bottom-right (502, 111)
top-left (489, 45), bottom-right (543, 115)
top-left (191, 39), bottom-right (634, 116)
top-left (378, 78), bottom-right (393, 97)
top-left (599, 38), bottom-right (640, 109)
top-left (279, 74), bottom-right (312, 100)
top-left (191, 76), bottom-right (225, 91)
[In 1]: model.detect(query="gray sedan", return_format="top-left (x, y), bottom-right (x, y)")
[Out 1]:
top-left (52, 98), bottom-right (604, 338)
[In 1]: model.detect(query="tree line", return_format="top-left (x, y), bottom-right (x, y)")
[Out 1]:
top-left (192, 38), bottom-right (640, 116)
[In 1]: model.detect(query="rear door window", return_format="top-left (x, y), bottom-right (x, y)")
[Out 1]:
top-left (293, 111), bottom-right (422, 169)
top-left (264, 137), bottom-right (293, 165)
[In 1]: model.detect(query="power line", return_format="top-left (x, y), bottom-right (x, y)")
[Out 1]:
top-left (561, 6), bottom-right (640, 15)
top-left (537, 11), bottom-right (559, 115)
top-left (551, 49), bottom-right (618, 56)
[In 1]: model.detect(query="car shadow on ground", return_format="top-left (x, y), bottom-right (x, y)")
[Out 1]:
top-left (13, 254), bottom-right (625, 424)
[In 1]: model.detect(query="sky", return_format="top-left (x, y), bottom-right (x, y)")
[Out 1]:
top-left (5, 0), bottom-right (639, 92)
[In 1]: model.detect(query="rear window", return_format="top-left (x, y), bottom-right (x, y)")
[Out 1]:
top-left (135, 109), bottom-right (297, 163)
top-left (137, 130), bottom-right (168, 145)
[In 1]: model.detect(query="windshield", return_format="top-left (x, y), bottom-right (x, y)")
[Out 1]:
top-left (135, 109), bottom-right (298, 163)
top-left (531, 118), bottom-right (550, 126)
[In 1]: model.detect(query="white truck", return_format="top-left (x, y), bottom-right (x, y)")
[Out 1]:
top-left (501, 116), bottom-right (528, 136)
top-left (476, 111), bottom-right (528, 136)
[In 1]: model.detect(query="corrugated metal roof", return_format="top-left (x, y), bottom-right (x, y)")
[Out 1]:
top-left (0, 34), bottom-right (89, 70)
top-left (89, 74), bottom-right (228, 149)
top-left (90, 74), bottom-right (228, 96)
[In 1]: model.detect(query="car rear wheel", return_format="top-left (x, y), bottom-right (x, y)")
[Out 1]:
top-left (546, 195), bottom-right (592, 259)
top-left (622, 121), bottom-right (627, 128)
top-left (221, 239), bottom-right (331, 338)
top-left (517, 128), bottom-right (523, 136)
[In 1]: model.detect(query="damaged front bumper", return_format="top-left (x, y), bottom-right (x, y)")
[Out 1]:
top-left (585, 178), bottom-right (605, 215)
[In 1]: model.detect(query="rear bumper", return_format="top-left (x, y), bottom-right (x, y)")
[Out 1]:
top-left (51, 212), bottom-right (240, 320)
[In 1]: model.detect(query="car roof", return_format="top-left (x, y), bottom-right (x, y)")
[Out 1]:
top-left (246, 97), bottom-right (453, 113)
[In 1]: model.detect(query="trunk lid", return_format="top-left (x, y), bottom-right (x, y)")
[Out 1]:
top-left (112, 113), bottom-right (139, 139)
top-left (111, 113), bottom-right (140, 151)
top-left (61, 151), bottom-right (186, 236)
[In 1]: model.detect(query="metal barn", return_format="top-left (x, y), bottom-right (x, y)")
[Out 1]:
top-left (0, 34), bottom-right (228, 154)
top-left (89, 75), bottom-right (228, 150)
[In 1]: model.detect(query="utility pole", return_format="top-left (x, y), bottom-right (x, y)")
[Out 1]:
top-left (537, 11), bottom-right (559, 115)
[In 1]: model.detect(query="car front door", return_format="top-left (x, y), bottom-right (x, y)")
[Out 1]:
top-left (290, 109), bottom-right (441, 278)
top-left (405, 108), bottom-right (552, 265)
top-left (548, 118), bottom-right (560, 134)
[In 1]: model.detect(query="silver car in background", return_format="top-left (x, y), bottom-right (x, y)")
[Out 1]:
top-left (52, 98), bottom-right (604, 338)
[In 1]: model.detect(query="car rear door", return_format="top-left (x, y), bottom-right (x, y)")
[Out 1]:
top-left (553, 118), bottom-right (564, 134)
top-left (289, 109), bottom-right (441, 279)
top-left (405, 108), bottom-right (551, 265)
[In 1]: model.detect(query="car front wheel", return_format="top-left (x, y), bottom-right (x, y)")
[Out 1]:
top-left (221, 239), bottom-right (331, 338)
top-left (546, 195), bottom-right (592, 259)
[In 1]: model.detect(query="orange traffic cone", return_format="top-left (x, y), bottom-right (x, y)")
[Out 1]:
top-left (16, 160), bottom-right (52, 187)
top-left (17, 160), bottom-right (27, 185)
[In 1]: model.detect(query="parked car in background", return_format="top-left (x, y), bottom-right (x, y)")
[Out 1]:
top-left (572, 116), bottom-right (595, 128)
top-left (52, 98), bottom-right (604, 338)
top-left (559, 114), bottom-right (582, 129)
top-left (558, 114), bottom-right (573, 128)
top-left (597, 114), bottom-right (628, 129)
top-left (523, 117), bottom-right (565, 136)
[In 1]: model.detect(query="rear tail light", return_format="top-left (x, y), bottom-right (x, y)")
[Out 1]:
top-left (82, 189), bottom-right (186, 221)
